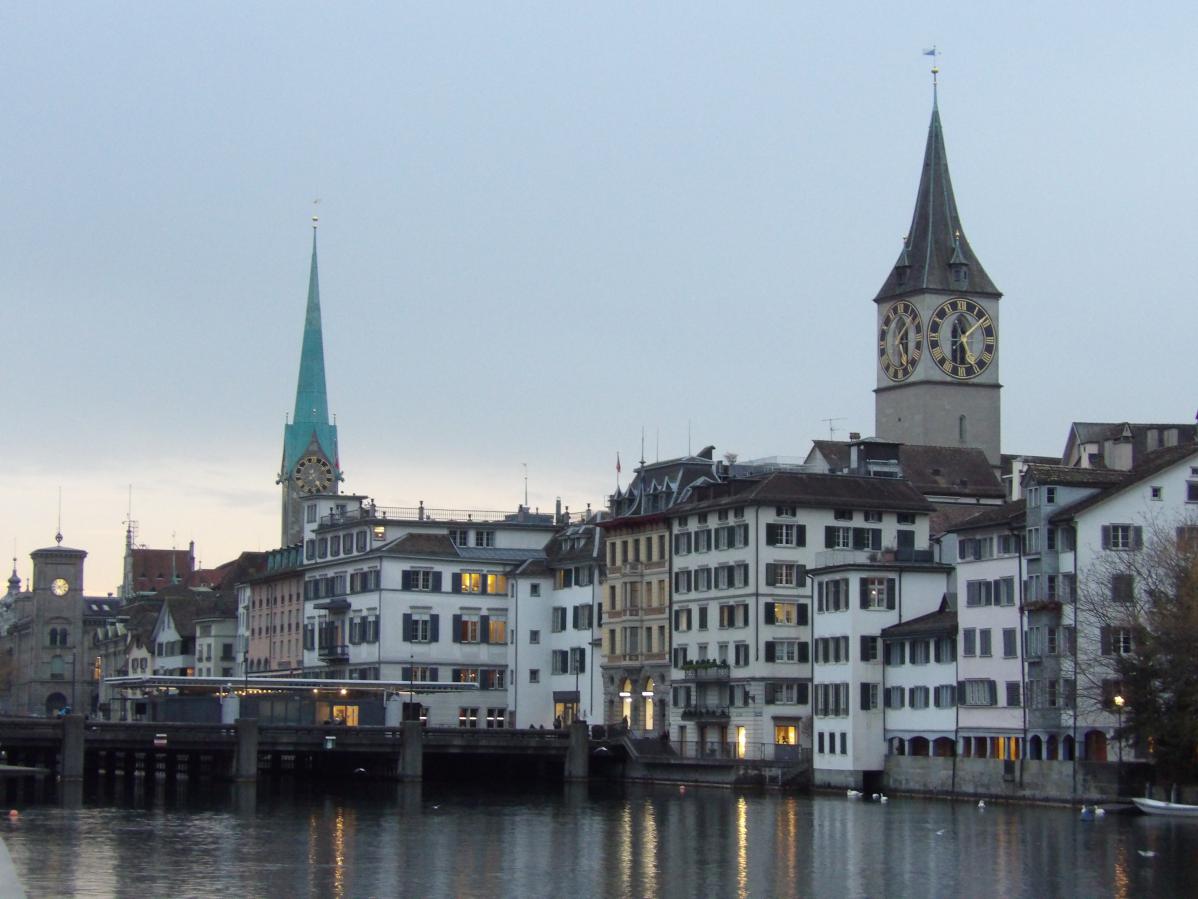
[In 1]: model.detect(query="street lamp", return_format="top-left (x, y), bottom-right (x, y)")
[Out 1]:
top-left (1113, 694), bottom-right (1125, 792)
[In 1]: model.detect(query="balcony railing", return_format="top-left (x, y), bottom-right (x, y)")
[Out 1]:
top-left (682, 662), bottom-right (732, 682)
top-left (815, 547), bottom-right (935, 568)
top-left (318, 643), bottom-right (349, 662)
top-left (320, 504), bottom-right (588, 528)
top-left (672, 740), bottom-right (810, 764)
top-left (680, 705), bottom-right (731, 722)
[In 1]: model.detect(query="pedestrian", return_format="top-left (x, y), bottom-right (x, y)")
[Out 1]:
top-left (553, 715), bottom-right (562, 730)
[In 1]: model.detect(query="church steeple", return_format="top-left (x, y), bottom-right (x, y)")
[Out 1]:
top-left (875, 97), bottom-right (1000, 300)
top-left (279, 219), bottom-right (341, 546)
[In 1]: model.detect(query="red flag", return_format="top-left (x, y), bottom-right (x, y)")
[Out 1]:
top-left (616, 452), bottom-right (621, 474)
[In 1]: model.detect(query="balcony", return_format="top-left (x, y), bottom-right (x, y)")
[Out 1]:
top-left (682, 662), bottom-right (731, 682)
top-left (680, 705), bottom-right (731, 722)
top-left (318, 643), bottom-right (349, 662)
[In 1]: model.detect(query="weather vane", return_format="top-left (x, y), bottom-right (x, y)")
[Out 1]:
top-left (313, 197), bottom-right (321, 228)
top-left (923, 45), bottom-right (940, 91)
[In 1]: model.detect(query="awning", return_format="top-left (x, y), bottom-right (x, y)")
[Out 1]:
top-left (314, 598), bottom-right (351, 612)
top-left (553, 690), bottom-right (580, 703)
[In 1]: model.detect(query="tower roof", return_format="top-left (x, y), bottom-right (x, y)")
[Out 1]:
top-left (875, 98), bottom-right (1000, 301)
top-left (282, 227), bottom-right (339, 476)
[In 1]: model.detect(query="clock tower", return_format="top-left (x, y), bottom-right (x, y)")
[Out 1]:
top-left (279, 221), bottom-right (341, 546)
top-left (874, 87), bottom-right (1003, 465)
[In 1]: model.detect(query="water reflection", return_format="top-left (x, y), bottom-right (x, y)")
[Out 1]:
top-left (2, 781), bottom-right (1196, 898)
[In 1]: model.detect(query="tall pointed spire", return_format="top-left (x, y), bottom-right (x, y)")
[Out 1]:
top-left (875, 97), bottom-right (1000, 300)
top-left (281, 219), bottom-right (340, 483)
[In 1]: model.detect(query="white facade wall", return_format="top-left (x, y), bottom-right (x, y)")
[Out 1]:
top-left (882, 635), bottom-right (957, 751)
top-left (193, 619), bottom-right (238, 678)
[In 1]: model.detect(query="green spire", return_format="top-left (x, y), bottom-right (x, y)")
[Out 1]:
top-left (281, 225), bottom-right (339, 480)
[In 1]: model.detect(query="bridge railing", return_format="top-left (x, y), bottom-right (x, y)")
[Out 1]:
top-left (671, 740), bottom-right (810, 764)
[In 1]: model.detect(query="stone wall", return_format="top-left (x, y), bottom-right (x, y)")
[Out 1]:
top-left (884, 756), bottom-right (1121, 803)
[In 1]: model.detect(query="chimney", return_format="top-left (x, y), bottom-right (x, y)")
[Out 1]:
top-left (555, 497), bottom-right (562, 524)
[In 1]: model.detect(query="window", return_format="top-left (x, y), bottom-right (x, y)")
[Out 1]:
top-left (1101, 627), bottom-right (1134, 655)
top-left (407, 613), bottom-right (432, 643)
top-left (909, 640), bottom-right (930, 665)
top-left (897, 513), bottom-right (916, 525)
top-left (825, 526), bottom-right (851, 549)
top-left (884, 641), bottom-right (905, 666)
top-left (529, 583), bottom-right (541, 598)
top-left (934, 685), bottom-right (956, 708)
top-left (776, 505), bottom-right (796, 518)
top-left (962, 680), bottom-right (998, 706)
top-left (859, 635), bottom-right (879, 662)
top-left (306, 504), bottom-right (317, 523)
top-left (485, 708), bottom-right (507, 729)
top-left (673, 570), bottom-right (692, 594)
top-left (1102, 524), bottom-right (1141, 551)
top-left (908, 686), bottom-right (929, 709)
top-left (551, 607), bottom-right (567, 633)
top-left (771, 601), bottom-right (800, 625)
top-left (529, 630), bottom-right (540, 645)
top-left (408, 569), bottom-right (434, 591)
top-left (884, 686), bottom-right (904, 709)
top-left (695, 567), bottom-right (712, 591)
top-left (529, 669), bottom-right (540, 684)
top-left (765, 562), bottom-right (799, 587)
top-left (962, 628), bottom-right (976, 657)
top-left (1002, 628), bottom-right (1017, 658)
top-left (474, 530), bottom-right (495, 547)
top-left (573, 604), bottom-right (593, 630)
top-left (860, 683), bottom-right (879, 710)
top-left (834, 510), bottom-right (853, 521)
top-left (674, 532), bottom-right (692, 556)
top-left (860, 577), bottom-right (894, 610)
top-left (766, 523), bottom-right (805, 547)
top-left (979, 629), bottom-right (992, 657)
top-left (1045, 487), bottom-right (1056, 504)
top-left (458, 614), bottom-right (480, 644)
top-left (1006, 681), bottom-right (1021, 707)
top-left (458, 707), bottom-right (479, 728)
top-left (488, 616), bottom-right (507, 644)
top-left (450, 529), bottom-right (468, 546)
top-left (734, 643), bottom-right (749, 667)
top-left (863, 510), bottom-right (882, 523)
top-left (570, 647), bottom-right (586, 675)
top-left (818, 578), bottom-right (850, 612)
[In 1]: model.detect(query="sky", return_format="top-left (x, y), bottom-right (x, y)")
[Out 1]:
top-left (5, 3), bottom-right (1197, 595)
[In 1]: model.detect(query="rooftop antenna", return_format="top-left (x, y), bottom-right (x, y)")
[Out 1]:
top-left (55, 486), bottom-right (63, 545)
top-left (522, 462), bottom-right (529, 508)
top-left (821, 417), bottom-right (846, 441)
top-left (639, 427), bottom-right (646, 467)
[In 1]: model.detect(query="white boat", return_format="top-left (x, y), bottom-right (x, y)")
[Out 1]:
top-left (1132, 797), bottom-right (1198, 818)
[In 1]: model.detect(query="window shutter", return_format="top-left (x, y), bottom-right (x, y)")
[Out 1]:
top-left (432, 572), bottom-right (443, 592)
top-left (795, 565), bottom-right (807, 586)
top-left (431, 615), bottom-right (440, 642)
top-left (1100, 627), bottom-right (1111, 655)
top-left (988, 681), bottom-right (998, 706)
top-left (402, 613), bottom-right (412, 642)
top-left (957, 681), bottom-right (966, 705)
top-left (572, 606), bottom-right (580, 629)
top-left (1132, 526), bottom-right (1144, 549)
top-left (795, 525), bottom-right (806, 547)
top-left (861, 683), bottom-right (871, 711)
top-left (859, 579), bottom-right (869, 609)
top-left (578, 651), bottom-right (586, 674)
top-left (765, 564), bottom-right (777, 587)
top-left (798, 641), bottom-right (809, 663)
top-left (817, 581), bottom-right (824, 611)
top-left (402, 666), bottom-right (411, 682)
top-left (451, 668), bottom-right (461, 683)
top-left (429, 667), bottom-right (438, 682)
top-left (765, 641), bottom-right (776, 662)
top-left (452, 614), bottom-right (462, 643)
top-left (824, 526), bottom-right (836, 549)
top-left (1101, 526), bottom-right (1111, 549)
top-left (766, 524), bottom-right (778, 546)
top-left (479, 615), bottom-right (490, 644)
top-left (860, 636), bottom-right (870, 661)
top-left (798, 603), bottom-right (808, 626)
top-left (764, 602), bottom-right (775, 624)
top-left (401, 571), bottom-right (413, 591)
top-left (886, 579), bottom-right (897, 610)
top-left (452, 573), bottom-right (462, 593)
top-left (764, 683), bottom-right (776, 704)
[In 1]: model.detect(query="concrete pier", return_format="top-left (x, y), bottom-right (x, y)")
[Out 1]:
top-left (564, 721), bottom-right (589, 781)
top-left (234, 719), bottom-right (259, 782)
top-left (400, 721), bottom-right (423, 781)
top-left (61, 715), bottom-right (85, 782)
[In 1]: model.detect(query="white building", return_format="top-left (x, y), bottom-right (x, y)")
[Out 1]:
top-left (880, 600), bottom-right (958, 759)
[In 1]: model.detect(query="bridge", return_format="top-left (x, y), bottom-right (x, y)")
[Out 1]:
top-left (0, 716), bottom-right (593, 784)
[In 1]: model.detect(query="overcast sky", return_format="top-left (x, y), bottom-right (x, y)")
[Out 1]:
top-left (5, 3), bottom-right (1196, 594)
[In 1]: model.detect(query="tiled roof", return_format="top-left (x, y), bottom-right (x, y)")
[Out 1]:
top-left (946, 499), bottom-right (1026, 534)
top-left (381, 533), bottom-right (458, 557)
top-left (1050, 444), bottom-right (1198, 523)
top-left (881, 602), bottom-right (957, 638)
top-left (673, 470), bottom-right (934, 515)
top-left (811, 440), bottom-right (1003, 499)
top-left (1023, 464), bottom-right (1126, 488)
top-left (161, 591), bottom-right (237, 638)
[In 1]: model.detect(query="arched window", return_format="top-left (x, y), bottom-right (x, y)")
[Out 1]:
top-left (48, 629), bottom-right (58, 647)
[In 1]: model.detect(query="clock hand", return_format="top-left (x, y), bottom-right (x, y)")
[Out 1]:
top-left (894, 320), bottom-right (909, 366)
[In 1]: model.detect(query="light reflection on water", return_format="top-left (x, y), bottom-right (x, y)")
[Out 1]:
top-left (2, 779), bottom-right (1196, 898)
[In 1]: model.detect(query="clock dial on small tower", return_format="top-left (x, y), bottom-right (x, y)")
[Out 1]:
top-left (50, 577), bottom-right (69, 596)
top-left (878, 301), bottom-right (924, 382)
top-left (294, 455), bottom-right (334, 495)
top-left (927, 297), bottom-right (997, 380)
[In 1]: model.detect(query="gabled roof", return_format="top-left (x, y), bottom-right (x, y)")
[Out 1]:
top-left (189, 551), bottom-right (268, 591)
top-left (946, 499), bottom-right (1026, 535)
top-left (875, 100), bottom-right (1000, 301)
top-left (1050, 444), bottom-right (1198, 524)
top-left (1023, 464), bottom-right (1126, 489)
top-left (1062, 421), bottom-right (1198, 468)
top-left (155, 590), bottom-right (237, 641)
top-left (544, 523), bottom-right (601, 567)
top-left (377, 533), bottom-right (546, 566)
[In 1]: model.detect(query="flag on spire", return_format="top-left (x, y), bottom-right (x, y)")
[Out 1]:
top-left (616, 453), bottom-right (622, 475)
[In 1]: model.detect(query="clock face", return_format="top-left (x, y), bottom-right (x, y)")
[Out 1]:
top-left (927, 297), bottom-right (997, 380)
top-left (294, 455), bottom-right (334, 495)
top-left (878, 300), bottom-right (924, 382)
top-left (50, 578), bottom-right (69, 596)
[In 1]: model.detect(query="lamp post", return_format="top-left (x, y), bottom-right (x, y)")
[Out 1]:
top-left (1113, 694), bottom-right (1125, 792)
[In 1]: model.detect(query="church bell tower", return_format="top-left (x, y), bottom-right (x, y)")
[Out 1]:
top-left (279, 219), bottom-right (341, 546)
top-left (874, 76), bottom-right (1003, 465)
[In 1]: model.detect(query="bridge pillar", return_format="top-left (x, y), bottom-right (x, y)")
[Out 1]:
top-left (234, 719), bottom-right (259, 782)
top-left (221, 693), bottom-right (241, 724)
top-left (61, 714), bottom-right (85, 781)
top-left (400, 721), bottom-right (423, 781)
top-left (564, 721), bottom-right (589, 781)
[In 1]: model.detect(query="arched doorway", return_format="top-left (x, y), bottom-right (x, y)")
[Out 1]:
top-left (1084, 730), bottom-right (1108, 762)
top-left (1028, 735), bottom-right (1043, 760)
top-left (620, 679), bottom-right (633, 728)
top-left (1061, 734), bottom-right (1075, 761)
top-left (932, 737), bottom-right (955, 757)
top-left (642, 678), bottom-right (655, 732)
top-left (909, 736), bottom-right (930, 757)
top-left (1046, 734), bottom-right (1059, 760)
top-left (44, 692), bottom-right (69, 716)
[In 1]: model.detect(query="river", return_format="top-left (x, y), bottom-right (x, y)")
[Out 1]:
top-left (1, 778), bottom-right (1193, 897)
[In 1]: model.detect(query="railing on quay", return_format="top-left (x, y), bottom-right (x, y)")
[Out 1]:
top-left (671, 740), bottom-right (809, 764)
